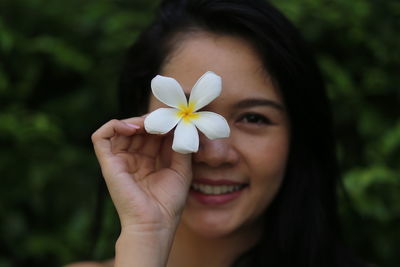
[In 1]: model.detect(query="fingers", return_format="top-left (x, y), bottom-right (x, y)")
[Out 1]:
top-left (92, 117), bottom-right (167, 166)
top-left (121, 116), bottom-right (146, 127)
top-left (91, 119), bottom-right (142, 163)
top-left (92, 117), bottom-right (192, 183)
top-left (123, 116), bottom-right (165, 158)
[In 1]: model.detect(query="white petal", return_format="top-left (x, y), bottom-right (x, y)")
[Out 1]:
top-left (192, 111), bottom-right (230, 139)
top-left (151, 75), bottom-right (187, 109)
top-left (144, 108), bottom-right (181, 134)
top-left (172, 120), bottom-right (199, 154)
top-left (189, 71), bottom-right (222, 111)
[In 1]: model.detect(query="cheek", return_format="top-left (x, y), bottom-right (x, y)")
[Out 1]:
top-left (233, 132), bottom-right (289, 226)
top-left (237, 131), bottom-right (289, 184)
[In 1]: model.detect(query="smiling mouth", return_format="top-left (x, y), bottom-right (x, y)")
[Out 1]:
top-left (191, 183), bottom-right (248, 195)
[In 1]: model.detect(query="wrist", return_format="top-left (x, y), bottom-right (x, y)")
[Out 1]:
top-left (115, 224), bottom-right (176, 267)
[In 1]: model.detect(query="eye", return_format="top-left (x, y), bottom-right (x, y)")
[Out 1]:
top-left (238, 113), bottom-right (272, 125)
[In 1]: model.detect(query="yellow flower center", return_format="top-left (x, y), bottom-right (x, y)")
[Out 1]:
top-left (177, 102), bottom-right (199, 123)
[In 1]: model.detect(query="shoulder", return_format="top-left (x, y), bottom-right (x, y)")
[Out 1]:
top-left (63, 263), bottom-right (102, 267)
top-left (64, 259), bottom-right (114, 267)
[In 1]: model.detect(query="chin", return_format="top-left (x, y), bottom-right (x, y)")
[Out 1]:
top-left (180, 208), bottom-right (242, 239)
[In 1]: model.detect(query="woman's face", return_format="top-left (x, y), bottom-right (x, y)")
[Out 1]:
top-left (148, 32), bottom-right (290, 238)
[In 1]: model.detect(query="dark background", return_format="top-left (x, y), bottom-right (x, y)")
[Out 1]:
top-left (0, 0), bottom-right (399, 266)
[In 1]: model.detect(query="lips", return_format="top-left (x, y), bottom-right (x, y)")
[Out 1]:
top-left (189, 178), bottom-right (248, 205)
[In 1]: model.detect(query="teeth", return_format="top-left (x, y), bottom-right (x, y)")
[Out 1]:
top-left (191, 183), bottom-right (245, 195)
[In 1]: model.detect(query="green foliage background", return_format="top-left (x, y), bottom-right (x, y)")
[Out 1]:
top-left (0, 0), bottom-right (398, 266)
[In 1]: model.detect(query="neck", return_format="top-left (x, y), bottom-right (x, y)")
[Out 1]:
top-left (167, 221), bottom-right (262, 267)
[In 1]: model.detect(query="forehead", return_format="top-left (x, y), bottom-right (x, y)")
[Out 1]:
top-left (159, 32), bottom-right (282, 104)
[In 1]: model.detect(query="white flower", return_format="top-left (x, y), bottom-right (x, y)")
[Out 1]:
top-left (144, 71), bottom-right (230, 154)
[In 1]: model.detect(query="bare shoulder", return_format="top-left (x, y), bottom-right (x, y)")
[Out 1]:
top-left (64, 259), bottom-right (114, 267)
top-left (63, 263), bottom-right (103, 267)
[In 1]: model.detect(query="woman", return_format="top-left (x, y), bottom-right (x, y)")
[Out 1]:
top-left (69, 0), bottom-right (367, 266)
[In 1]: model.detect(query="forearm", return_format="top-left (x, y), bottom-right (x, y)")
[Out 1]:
top-left (115, 226), bottom-right (176, 267)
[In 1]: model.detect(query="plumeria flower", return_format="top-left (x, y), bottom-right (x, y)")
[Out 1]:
top-left (144, 71), bottom-right (230, 154)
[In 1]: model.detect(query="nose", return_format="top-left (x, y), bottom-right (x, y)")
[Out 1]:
top-left (193, 133), bottom-right (239, 167)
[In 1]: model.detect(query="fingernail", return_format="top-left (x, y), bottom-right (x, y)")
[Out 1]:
top-left (126, 123), bottom-right (141, 129)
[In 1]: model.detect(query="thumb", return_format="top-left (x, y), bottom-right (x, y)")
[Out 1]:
top-left (170, 152), bottom-right (192, 187)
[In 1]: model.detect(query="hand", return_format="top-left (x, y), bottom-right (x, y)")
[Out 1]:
top-left (91, 118), bottom-right (192, 234)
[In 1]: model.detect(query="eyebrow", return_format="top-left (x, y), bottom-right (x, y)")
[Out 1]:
top-left (234, 98), bottom-right (285, 111)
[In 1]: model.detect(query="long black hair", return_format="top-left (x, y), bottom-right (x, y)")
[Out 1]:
top-left (118, 0), bottom-right (365, 266)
